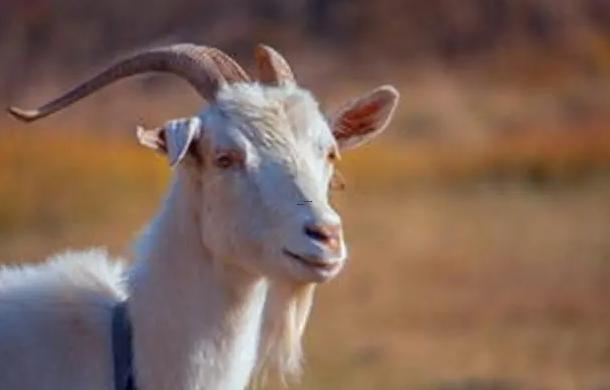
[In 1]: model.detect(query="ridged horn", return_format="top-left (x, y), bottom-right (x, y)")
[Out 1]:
top-left (254, 44), bottom-right (295, 86)
top-left (8, 44), bottom-right (250, 122)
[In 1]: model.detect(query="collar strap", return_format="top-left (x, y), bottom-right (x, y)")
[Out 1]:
top-left (112, 301), bottom-right (137, 390)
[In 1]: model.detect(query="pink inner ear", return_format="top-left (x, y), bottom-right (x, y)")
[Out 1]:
top-left (334, 100), bottom-right (382, 139)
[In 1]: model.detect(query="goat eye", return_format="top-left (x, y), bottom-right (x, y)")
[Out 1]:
top-left (327, 150), bottom-right (338, 162)
top-left (215, 154), bottom-right (234, 169)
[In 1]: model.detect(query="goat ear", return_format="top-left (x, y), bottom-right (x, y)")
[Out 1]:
top-left (330, 85), bottom-right (399, 150)
top-left (137, 117), bottom-right (201, 166)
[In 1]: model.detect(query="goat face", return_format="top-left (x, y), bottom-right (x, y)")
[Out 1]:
top-left (197, 84), bottom-right (343, 283)
top-left (151, 83), bottom-right (398, 283)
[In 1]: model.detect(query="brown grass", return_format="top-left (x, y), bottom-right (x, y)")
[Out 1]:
top-left (1, 128), bottom-right (610, 389)
top-left (0, 129), bottom-right (168, 262)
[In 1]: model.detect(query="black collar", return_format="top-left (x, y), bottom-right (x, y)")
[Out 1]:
top-left (112, 301), bottom-right (137, 390)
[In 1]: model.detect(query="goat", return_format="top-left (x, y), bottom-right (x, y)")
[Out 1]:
top-left (1, 43), bottom-right (399, 390)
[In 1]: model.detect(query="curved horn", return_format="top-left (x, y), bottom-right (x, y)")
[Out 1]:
top-left (8, 44), bottom-right (250, 122)
top-left (254, 44), bottom-right (295, 86)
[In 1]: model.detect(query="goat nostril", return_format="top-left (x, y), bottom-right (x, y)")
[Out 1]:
top-left (304, 225), bottom-right (329, 242)
top-left (304, 224), bottom-right (340, 244)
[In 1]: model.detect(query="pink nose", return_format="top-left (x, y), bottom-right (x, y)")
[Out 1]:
top-left (304, 223), bottom-right (342, 251)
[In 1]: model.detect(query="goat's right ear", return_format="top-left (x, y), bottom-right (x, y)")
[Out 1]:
top-left (137, 117), bottom-right (202, 167)
top-left (330, 86), bottom-right (399, 151)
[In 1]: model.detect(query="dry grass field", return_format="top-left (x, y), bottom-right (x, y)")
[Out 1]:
top-left (1, 125), bottom-right (609, 390)
top-left (2, 1), bottom-right (610, 389)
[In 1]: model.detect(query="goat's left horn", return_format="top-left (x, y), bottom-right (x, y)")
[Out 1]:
top-left (254, 44), bottom-right (295, 86)
top-left (8, 44), bottom-right (251, 123)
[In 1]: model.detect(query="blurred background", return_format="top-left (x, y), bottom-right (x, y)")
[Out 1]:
top-left (1, 1), bottom-right (610, 389)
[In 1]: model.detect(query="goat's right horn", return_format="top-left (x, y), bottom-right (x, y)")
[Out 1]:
top-left (254, 44), bottom-right (295, 86)
top-left (8, 44), bottom-right (251, 122)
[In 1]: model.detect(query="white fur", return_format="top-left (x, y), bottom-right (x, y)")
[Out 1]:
top-left (0, 82), bottom-right (394, 390)
top-left (0, 250), bottom-right (124, 390)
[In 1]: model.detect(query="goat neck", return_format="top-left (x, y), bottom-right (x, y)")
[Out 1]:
top-left (128, 170), bottom-right (267, 390)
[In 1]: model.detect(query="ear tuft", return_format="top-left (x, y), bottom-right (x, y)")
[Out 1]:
top-left (137, 125), bottom-right (167, 152)
top-left (331, 85), bottom-right (399, 150)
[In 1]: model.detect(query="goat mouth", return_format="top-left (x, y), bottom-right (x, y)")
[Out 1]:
top-left (282, 249), bottom-right (340, 272)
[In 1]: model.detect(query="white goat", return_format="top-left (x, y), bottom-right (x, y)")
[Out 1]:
top-left (1, 44), bottom-right (399, 390)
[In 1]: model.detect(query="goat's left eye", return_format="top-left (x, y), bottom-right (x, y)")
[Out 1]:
top-left (327, 150), bottom-right (339, 162)
top-left (215, 154), bottom-right (234, 169)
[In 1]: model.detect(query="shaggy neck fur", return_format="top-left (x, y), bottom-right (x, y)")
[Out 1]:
top-left (127, 168), bottom-right (313, 390)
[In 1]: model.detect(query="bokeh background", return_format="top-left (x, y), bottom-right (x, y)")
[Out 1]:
top-left (1, 1), bottom-right (610, 389)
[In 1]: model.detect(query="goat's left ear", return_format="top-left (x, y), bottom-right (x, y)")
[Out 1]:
top-left (137, 117), bottom-right (202, 167)
top-left (331, 85), bottom-right (399, 150)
